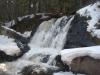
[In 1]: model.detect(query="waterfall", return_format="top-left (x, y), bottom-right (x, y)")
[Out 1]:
top-left (29, 16), bottom-right (74, 49)
top-left (0, 16), bottom-right (74, 75)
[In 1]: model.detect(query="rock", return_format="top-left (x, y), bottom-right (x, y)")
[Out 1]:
top-left (11, 13), bottom-right (63, 39)
top-left (55, 55), bottom-right (69, 72)
top-left (0, 40), bottom-right (30, 62)
top-left (0, 26), bottom-right (30, 62)
top-left (64, 14), bottom-right (97, 49)
top-left (0, 72), bottom-right (9, 75)
top-left (70, 56), bottom-right (100, 75)
top-left (0, 26), bottom-right (29, 44)
top-left (21, 65), bottom-right (58, 75)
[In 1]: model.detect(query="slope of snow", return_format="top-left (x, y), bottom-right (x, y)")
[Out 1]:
top-left (60, 46), bottom-right (100, 65)
top-left (0, 35), bottom-right (20, 55)
top-left (77, 1), bottom-right (100, 38)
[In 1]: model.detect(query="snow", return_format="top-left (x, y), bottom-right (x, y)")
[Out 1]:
top-left (4, 14), bottom-right (34, 27)
top-left (22, 31), bottom-right (32, 38)
top-left (40, 13), bottom-right (49, 19)
top-left (5, 20), bottom-right (15, 27)
top-left (2, 26), bottom-right (22, 36)
top-left (0, 35), bottom-right (20, 56)
top-left (53, 71), bottom-right (85, 75)
top-left (0, 46), bottom-right (59, 75)
top-left (0, 63), bottom-right (7, 72)
top-left (17, 14), bottom-right (34, 21)
top-left (60, 46), bottom-right (100, 65)
top-left (0, 2), bottom-right (100, 75)
top-left (31, 4), bottom-right (33, 8)
top-left (77, 1), bottom-right (100, 38)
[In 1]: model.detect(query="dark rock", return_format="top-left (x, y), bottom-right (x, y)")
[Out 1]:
top-left (55, 55), bottom-right (69, 72)
top-left (40, 55), bottom-right (50, 63)
top-left (0, 40), bottom-right (30, 62)
top-left (0, 50), bottom-right (19, 62)
top-left (21, 65), bottom-right (58, 75)
top-left (64, 14), bottom-right (96, 49)
top-left (0, 26), bottom-right (29, 44)
top-left (71, 56), bottom-right (100, 75)
top-left (0, 26), bottom-right (30, 62)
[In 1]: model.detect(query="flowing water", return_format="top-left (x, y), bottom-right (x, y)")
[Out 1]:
top-left (29, 16), bottom-right (74, 50)
top-left (0, 16), bottom-right (74, 75)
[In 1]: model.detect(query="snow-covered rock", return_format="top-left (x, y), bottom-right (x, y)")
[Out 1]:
top-left (53, 71), bottom-right (85, 75)
top-left (0, 35), bottom-right (20, 56)
top-left (0, 26), bottom-right (30, 62)
top-left (61, 46), bottom-right (100, 65)
top-left (64, 1), bottom-right (100, 48)
top-left (77, 1), bottom-right (100, 38)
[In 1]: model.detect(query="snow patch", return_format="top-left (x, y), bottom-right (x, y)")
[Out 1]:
top-left (0, 35), bottom-right (20, 56)
top-left (17, 14), bottom-right (34, 21)
top-left (31, 4), bottom-right (33, 8)
top-left (5, 20), bottom-right (15, 27)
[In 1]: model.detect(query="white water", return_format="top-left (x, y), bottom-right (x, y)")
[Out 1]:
top-left (0, 16), bottom-right (75, 75)
top-left (30, 16), bottom-right (74, 50)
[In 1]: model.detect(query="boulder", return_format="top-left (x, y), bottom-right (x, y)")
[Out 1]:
top-left (64, 14), bottom-right (98, 49)
top-left (71, 56), bottom-right (100, 75)
top-left (55, 55), bottom-right (69, 72)
top-left (0, 26), bottom-right (30, 62)
top-left (21, 65), bottom-right (58, 75)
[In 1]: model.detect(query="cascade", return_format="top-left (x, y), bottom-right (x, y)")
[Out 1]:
top-left (29, 16), bottom-right (74, 49)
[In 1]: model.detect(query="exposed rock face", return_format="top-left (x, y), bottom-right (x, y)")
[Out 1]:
top-left (63, 1), bottom-right (100, 48)
top-left (64, 14), bottom-right (96, 49)
top-left (71, 56), bottom-right (100, 75)
top-left (55, 55), bottom-right (69, 72)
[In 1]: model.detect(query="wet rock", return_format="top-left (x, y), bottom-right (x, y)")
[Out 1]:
top-left (70, 56), bottom-right (100, 75)
top-left (64, 14), bottom-right (96, 49)
top-left (55, 55), bottom-right (69, 72)
top-left (40, 55), bottom-right (50, 63)
top-left (21, 65), bottom-right (58, 75)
